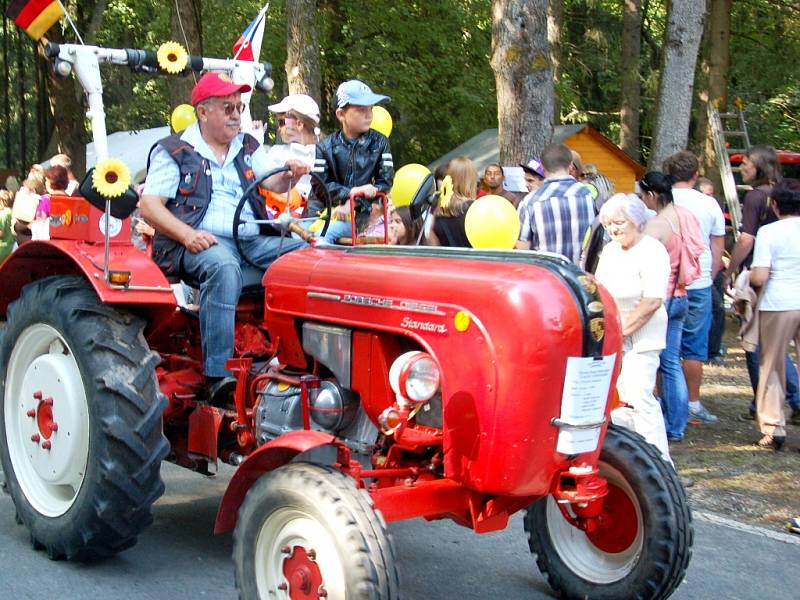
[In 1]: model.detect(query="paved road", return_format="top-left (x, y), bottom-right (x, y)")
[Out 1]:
top-left (1, 463), bottom-right (798, 599)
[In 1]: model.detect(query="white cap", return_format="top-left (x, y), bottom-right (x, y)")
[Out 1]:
top-left (268, 94), bottom-right (321, 123)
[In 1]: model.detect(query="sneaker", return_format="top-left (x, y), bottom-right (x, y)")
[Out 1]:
top-left (707, 356), bottom-right (726, 367)
top-left (667, 434), bottom-right (684, 443)
top-left (688, 405), bottom-right (719, 425)
top-left (737, 411), bottom-right (756, 422)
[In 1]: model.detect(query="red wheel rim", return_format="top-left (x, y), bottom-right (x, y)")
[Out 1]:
top-left (586, 483), bottom-right (639, 553)
top-left (282, 546), bottom-right (326, 599)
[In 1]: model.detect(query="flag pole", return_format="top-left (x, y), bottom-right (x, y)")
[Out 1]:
top-left (55, 0), bottom-right (84, 45)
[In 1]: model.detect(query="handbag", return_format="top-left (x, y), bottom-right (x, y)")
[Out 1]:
top-left (11, 190), bottom-right (38, 223)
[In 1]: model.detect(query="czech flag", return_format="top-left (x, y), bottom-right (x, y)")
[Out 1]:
top-left (232, 5), bottom-right (267, 62)
top-left (6, 0), bottom-right (65, 41)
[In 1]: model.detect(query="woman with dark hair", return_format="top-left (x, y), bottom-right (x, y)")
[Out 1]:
top-left (640, 171), bottom-right (705, 442)
top-left (749, 179), bottom-right (800, 450)
top-left (389, 205), bottom-right (421, 245)
top-left (722, 146), bottom-right (800, 423)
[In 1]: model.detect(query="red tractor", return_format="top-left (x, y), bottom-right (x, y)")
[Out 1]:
top-left (0, 43), bottom-right (691, 600)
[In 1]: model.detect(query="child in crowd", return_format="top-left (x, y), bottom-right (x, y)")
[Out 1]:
top-left (0, 190), bottom-right (14, 262)
top-left (315, 79), bottom-right (394, 243)
top-left (260, 94), bottom-right (321, 241)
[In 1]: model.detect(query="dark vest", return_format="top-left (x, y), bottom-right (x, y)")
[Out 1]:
top-left (151, 133), bottom-right (266, 277)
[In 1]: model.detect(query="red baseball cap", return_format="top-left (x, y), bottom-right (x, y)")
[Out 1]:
top-left (191, 72), bottom-right (252, 106)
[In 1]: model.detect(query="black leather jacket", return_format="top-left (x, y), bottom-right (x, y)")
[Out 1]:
top-left (312, 129), bottom-right (394, 213)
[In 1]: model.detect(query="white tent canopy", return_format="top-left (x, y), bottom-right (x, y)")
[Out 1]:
top-left (85, 126), bottom-right (170, 185)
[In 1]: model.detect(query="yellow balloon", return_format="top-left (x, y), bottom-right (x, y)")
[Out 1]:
top-left (465, 194), bottom-right (521, 249)
top-left (371, 105), bottom-right (393, 137)
top-left (391, 163), bottom-right (431, 207)
top-left (171, 104), bottom-right (197, 133)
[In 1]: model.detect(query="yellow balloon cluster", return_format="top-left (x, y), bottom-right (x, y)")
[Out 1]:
top-left (391, 163), bottom-right (430, 207)
top-left (465, 195), bottom-right (520, 249)
top-left (371, 106), bottom-right (393, 137)
top-left (171, 104), bottom-right (197, 133)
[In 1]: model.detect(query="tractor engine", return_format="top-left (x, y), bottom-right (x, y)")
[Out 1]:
top-left (253, 322), bottom-right (380, 459)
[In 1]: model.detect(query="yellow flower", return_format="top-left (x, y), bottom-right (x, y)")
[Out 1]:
top-left (92, 159), bottom-right (131, 198)
top-left (157, 41), bottom-right (188, 74)
top-left (439, 175), bottom-right (454, 210)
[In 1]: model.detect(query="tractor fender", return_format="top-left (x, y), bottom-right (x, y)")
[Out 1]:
top-left (215, 430), bottom-right (340, 534)
top-left (0, 240), bottom-right (176, 321)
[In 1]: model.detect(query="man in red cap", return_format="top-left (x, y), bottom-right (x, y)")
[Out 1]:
top-left (141, 72), bottom-right (309, 389)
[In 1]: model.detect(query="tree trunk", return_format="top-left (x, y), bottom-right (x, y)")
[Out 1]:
top-left (44, 27), bottom-right (88, 178)
top-left (285, 0), bottom-right (321, 99)
top-left (3, 0), bottom-right (11, 167)
top-left (649, 0), bottom-right (707, 170)
top-left (620, 0), bottom-right (641, 161)
top-left (167, 0), bottom-right (203, 109)
top-left (694, 0), bottom-right (731, 188)
top-left (490, 0), bottom-right (553, 165)
top-left (547, 0), bottom-right (563, 125)
top-left (16, 29), bottom-right (27, 173)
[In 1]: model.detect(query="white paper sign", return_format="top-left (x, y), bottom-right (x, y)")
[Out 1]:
top-left (556, 354), bottom-right (616, 454)
top-left (502, 166), bottom-right (529, 193)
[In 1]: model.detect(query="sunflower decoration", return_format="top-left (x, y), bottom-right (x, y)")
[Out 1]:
top-left (93, 159), bottom-right (131, 199)
top-left (157, 41), bottom-right (188, 74)
top-left (438, 175), bottom-right (454, 210)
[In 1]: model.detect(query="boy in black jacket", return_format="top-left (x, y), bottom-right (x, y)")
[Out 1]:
top-left (314, 80), bottom-right (394, 242)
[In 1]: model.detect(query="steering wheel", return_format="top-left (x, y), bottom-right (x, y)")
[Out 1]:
top-left (232, 167), bottom-right (333, 268)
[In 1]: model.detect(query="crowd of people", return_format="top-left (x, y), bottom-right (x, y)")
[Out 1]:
top-left (2, 72), bottom-right (798, 470)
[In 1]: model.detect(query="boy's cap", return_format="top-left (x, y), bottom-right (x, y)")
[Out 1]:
top-left (268, 94), bottom-right (321, 123)
top-left (336, 80), bottom-right (390, 108)
top-left (520, 158), bottom-right (545, 178)
top-left (191, 72), bottom-right (252, 106)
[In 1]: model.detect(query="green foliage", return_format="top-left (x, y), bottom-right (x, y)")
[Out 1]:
top-left (1, 0), bottom-right (798, 174)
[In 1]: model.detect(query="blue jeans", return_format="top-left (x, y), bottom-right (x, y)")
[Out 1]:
top-left (323, 220), bottom-right (354, 243)
top-left (681, 286), bottom-right (713, 361)
top-left (744, 348), bottom-right (800, 414)
top-left (181, 235), bottom-right (306, 377)
top-left (659, 295), bottom-right (689, 439)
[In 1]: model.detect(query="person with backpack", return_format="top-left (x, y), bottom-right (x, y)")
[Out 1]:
top-left (640, 171), bottom-right (705, 442)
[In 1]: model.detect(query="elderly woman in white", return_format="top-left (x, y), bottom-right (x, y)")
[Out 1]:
top-left (595, 194), bottom-right (672, 462)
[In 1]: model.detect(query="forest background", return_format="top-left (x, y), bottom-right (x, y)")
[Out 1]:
top-left (0, 0), bottom-right (798, 181)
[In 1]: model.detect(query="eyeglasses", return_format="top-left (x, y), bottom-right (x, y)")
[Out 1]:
top-left (278, 117), bottom-right (298, 127)
top-left (213, 101), bottom-right (245, 116)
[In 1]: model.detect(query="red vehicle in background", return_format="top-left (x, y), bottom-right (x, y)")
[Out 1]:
top-left (0, 42), bottom-right (693, 600)
top-left (730, 150), bottom-right (800, 181)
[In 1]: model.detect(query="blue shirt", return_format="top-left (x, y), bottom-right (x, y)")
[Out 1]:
top-left (143, 123), bottom-right (272, 238)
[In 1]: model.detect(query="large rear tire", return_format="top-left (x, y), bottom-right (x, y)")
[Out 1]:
top-left (524, 425), bottom-right (693, 600)
top-left (233, 462), bottom-right (400, 600)
top-left (0, 276), bottom-right (169, 560)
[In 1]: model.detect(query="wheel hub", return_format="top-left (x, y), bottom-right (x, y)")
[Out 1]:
top-left (5, 323), bottom-right (90, 517)
top-left (282, 546), bottom-right (326, 599)
top-left (586, 484), bottom-right (638, 553)
top-left (20, 355), bottom-right (89, 485)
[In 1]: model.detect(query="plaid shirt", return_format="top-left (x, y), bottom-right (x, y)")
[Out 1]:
top-left (519, 176), bottom-right (596, 264)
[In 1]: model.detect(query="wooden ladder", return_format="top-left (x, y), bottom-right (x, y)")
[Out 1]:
top-left (707, 99), bottom-right (752, 241)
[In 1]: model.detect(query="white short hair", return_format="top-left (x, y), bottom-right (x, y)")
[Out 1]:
top-left (599, 193), bottom-right (649, 231)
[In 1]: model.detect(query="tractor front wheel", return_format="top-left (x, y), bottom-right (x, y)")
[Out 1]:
top-left (233, 462), bottom-right (399, 600)
top-left (0, 276), bottom-right (169, 560)
top-left (524, 425), bottom-right (693, 600)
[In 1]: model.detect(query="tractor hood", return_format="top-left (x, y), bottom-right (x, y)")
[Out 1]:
top-left (263, 246), bottom-right (622, 497)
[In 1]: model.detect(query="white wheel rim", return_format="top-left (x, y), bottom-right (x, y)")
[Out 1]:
top-left (545, 463), bottom-right (643, 584)
top-left (4, 323), bottom-right (90, 517)
top-left (254, 507), bottom-right (346, 600)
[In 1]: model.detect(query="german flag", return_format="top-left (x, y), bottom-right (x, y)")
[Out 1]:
top-left (6, 0), bottom-right (65, 41)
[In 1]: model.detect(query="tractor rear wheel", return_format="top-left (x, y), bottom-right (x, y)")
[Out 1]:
top-left (0, 276), bottom-right (169, 560)
top-left (233, 462), bottom-right (400, 600)
top-left (524, 425), bottom-right (693, 600)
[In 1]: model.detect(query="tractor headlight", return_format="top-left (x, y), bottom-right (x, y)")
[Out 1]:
top-left (389, 351), bottom-right (440, 405)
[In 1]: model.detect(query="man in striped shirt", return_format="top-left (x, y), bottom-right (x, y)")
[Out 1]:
top-left (516, 143), bottom-right (596, 264)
